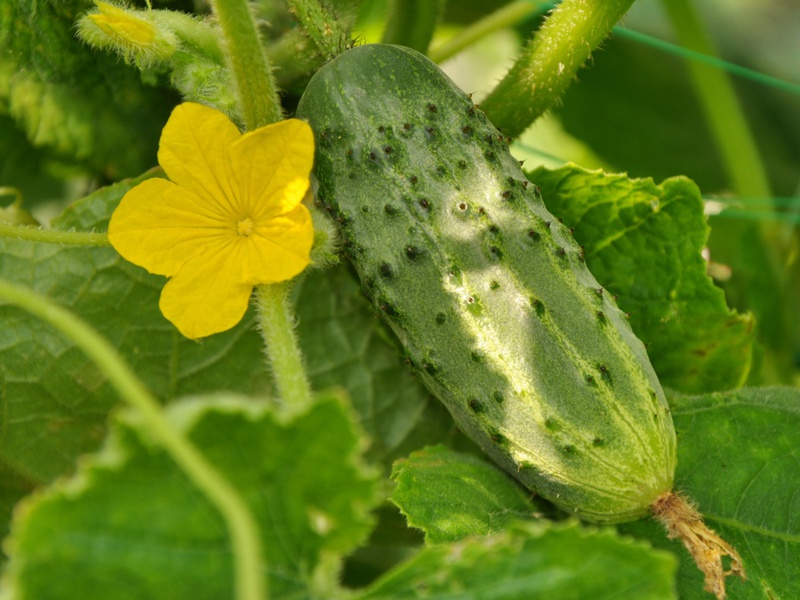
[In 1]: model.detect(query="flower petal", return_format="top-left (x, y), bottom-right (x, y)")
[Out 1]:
top-left (242, 204), bottom-right (314, 285)
top-left (158, 103), bottom-right (242, 216)
top-left (228, 119), bottom-right (314, 220)
top-left (159, 241), bottom-right (253, 339)
top-left (108, 177), bottom-right (228, 277)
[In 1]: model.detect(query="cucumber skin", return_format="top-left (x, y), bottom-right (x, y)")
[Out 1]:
top-left (297, 44), bottom-right (676, 523)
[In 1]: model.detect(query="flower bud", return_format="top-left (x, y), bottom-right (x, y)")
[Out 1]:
top-left (77, 2), bottom-right (177, 68)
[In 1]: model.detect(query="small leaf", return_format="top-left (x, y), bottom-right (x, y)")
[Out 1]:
top-left (1, 392), bottom-right (379, 598)
top-left (358, 520), bottom-right (678, 599)
top-left (390, 445), bottom-right (552, 543)
top-left (621, 387), bottom-right (800, 599)
top-left (529, 164), bottom-right (755, 393)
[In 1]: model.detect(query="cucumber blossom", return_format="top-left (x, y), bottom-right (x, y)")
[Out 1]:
top-left (297, 45), bottom-right (742, 597)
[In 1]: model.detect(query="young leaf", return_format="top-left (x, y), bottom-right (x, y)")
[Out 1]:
top-left (621, 387), bottom-right (800, 599)
top-left (390, 445), bottom-right (553, 543)
top-left (0, 176), bottom-right (270, 483)
top-left (358, 520), bottom-right (678, 599)
top-left (1, 392), bottom-right (378, 598)
top-left (529, 164), bottom-right (755, 393)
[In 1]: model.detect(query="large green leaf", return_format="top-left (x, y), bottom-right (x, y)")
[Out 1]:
top-left (529, 164), bottom-right (755, 393)
top-left (621, 386), bottom-right (800, 599)
top-left (358, 520), bottom-right (677, 599)
top-left (0, 176), bottom-right (270, 483)
top-left (384, 384), bottom-right (799, 598)
top-left (1, 392), bottom-right (378, 599)
top-left (390, 445), bottom-right (553, 543)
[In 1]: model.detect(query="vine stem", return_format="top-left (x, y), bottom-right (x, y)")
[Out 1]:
top-left (0, 223), bottom-right (110, 246)
top-left (429, 0), bottom-right (547, 64)
top-left (211, 1), bottom-right (315, 410)
top-left (254, 283), bottom-right (312, 411)
top-left (662, 0), bottom-right (770, 199)
top-left (480, 0), bottom-right (635, 138)
top-left (285, 0), bottom-right (349, 59)
top-left (0, 279), bottom-right (266, 600)
top-left (211, 0), bottom-right (282, 128)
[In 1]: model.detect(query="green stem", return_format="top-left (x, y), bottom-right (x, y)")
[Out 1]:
top-left (382, 0), bottom-right (446, 56)
top-left (254, 283), bottom-right (312, 411)
top-left (663, 0), bottom-right (792, 381)
top-left (157, 10), bottom-right (227, 65)
top-left (429, 0), bottom-right (548, 64)
top-left (0, 279), bottom-right (266, 600)
top-left (211, 0), bottom-right (282, 129)
top-left (480, 0), bottom-right (635, 138)
top-left (662, 0), bottom-right (770, 198)
top-left (285, 0), bottom-right (350, 59)
top-left (0, 223), bottom-right (110, 246)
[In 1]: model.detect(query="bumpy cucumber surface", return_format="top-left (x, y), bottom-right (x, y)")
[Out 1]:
top-left (297, 44), bottom-right (676, 523)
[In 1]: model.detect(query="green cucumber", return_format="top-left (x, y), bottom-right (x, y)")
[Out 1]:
top-left (296, 44), bottom-right (676, 524)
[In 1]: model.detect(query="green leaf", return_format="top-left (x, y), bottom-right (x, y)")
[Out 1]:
top-left (0, 177), bottom-right (270, 483)
top-left (358, 520), bottom-right (678, 599)
top-left (621, 387), bottom-right (800, 599)
top-left (296, 264), bottom-right (465, 467)
top-left (529, 163), bottom-right (755, 393)
top-left (0, 0), bottom-right (176, 178)
top-left (390, 445), bottom-right (552, 543)
top-left (1, 392), bottom-right (379, 599)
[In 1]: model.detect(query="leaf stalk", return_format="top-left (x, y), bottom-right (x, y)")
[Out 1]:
top-left (211, 0), bottom-right (282, 128)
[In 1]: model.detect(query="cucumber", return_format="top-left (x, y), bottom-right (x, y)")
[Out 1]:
top-left (296, 44), bottom-right (675, 524)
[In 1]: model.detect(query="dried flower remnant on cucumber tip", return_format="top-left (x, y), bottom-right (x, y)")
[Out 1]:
top-left (652, 491), bottom-right (745, 600)
top-left (108, 102), bottom-right (314, 340)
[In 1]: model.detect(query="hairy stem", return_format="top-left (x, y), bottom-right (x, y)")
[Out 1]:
top-left (480, 0), bottom-right (635, 138)
top-left (211, 0), bottom-right (282, 128)
top-left (0, 278), bottom-right (266, 600)
top-left (0, 223), bottom-right (110, 246)
top-left (285, 0), bottom-right (350, 59)
top-left (254, 283), bottom-right (312, 411)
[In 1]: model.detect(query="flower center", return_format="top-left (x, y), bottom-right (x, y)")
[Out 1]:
top-left (236, 217), bottom-right (255, 237)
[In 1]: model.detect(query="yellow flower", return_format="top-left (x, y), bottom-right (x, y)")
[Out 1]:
top-left (108, 102), bottom-right (315, 340)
